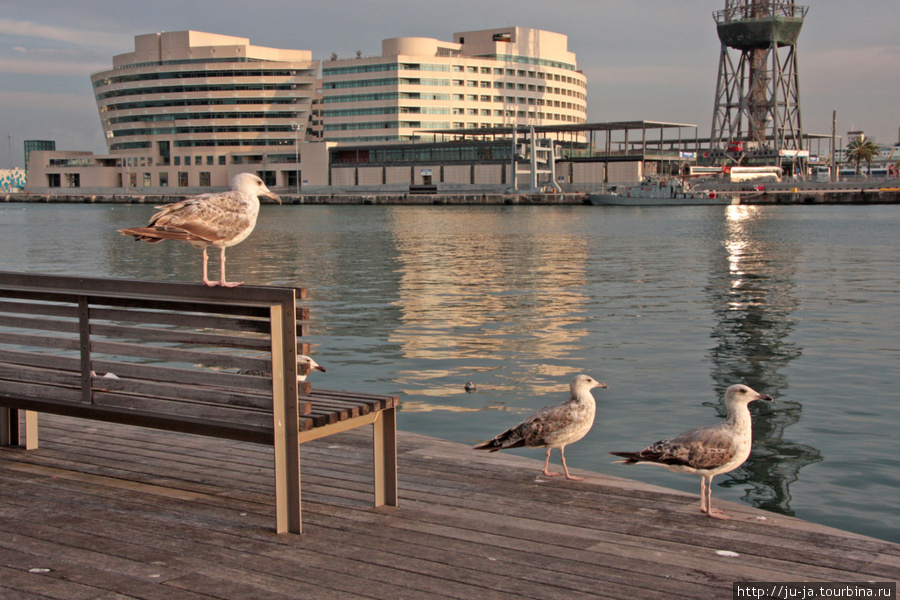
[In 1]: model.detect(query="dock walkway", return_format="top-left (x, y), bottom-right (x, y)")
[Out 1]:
top-left (1, 414), bottom-right (897, 599)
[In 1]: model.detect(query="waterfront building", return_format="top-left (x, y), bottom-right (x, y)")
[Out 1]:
top-left (23, 140), bottom-right (55, 173)
top-left (320, 27), bottom-right (587, 144)
top-left (28, 31), bottom-right (330, 192)
top-left (24, 27), bottom-right (700, 194)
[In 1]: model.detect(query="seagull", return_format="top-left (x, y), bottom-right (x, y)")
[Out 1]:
top-left (473, 374), bottom-right (607, 481)
top-left (118, 172), bottom-right (280, 287)
top-left (238, 355), bottom-right (326, 382)
top-left (610, 384), bottom-right (773, 520)
top-left (296, 355), bottom-right (326, 382)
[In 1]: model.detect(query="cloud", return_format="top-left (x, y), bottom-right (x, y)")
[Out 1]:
top-left (0, 18), bottom-right (131, 50)
top-left (0, 56), bottom-right (108, 76)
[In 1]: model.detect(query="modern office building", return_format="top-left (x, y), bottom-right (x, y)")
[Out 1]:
top-left (320, 27), bottom-right (587, 144)
top-left (27, 27), bottom-right (692, 194)
top-left (23, 140), bottom-right (55, 173)
top-left (29, 31), bottom-right (329, 192)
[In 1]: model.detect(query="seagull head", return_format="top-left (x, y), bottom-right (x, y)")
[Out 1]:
top-left (297, 355), bottom-right (326, 381)
top-left (570, 374), bottom-right (608, 395)
top-left (233, 172), bottom-right (282, 204)
top-left (724, 384), bottom-right (773, 407)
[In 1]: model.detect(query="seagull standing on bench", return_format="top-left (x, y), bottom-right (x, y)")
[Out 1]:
top-left (473, 374), bottom-right (607, 481)
top-left (610, 384), bottom-right (773, 519)
top-left (118, 172), bottom-right (280, 287)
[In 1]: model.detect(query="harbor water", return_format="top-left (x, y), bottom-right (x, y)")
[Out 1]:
top-left (1, 202), bottom-right (898, 543)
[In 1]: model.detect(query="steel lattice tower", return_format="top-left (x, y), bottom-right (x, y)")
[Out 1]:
top-left (710, 0), bottom-right (808, 165)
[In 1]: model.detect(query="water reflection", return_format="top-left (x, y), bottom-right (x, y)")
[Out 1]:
top-left (706, 205), bottom-right (822, 515)
top-left (387, 207), bottom-right (591, 397)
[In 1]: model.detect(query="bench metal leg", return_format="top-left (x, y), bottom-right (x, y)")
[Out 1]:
top-left (373, 407), bottom-right (398, 507)
top-left (0, 407), bottom-right (13, 446)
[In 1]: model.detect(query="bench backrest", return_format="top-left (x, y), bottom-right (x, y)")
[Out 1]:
top-left (0, 272), bottom-right (310, 443)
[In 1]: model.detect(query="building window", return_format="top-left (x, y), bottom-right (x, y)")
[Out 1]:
top-left (199, 172), bottom-right (211, 186)
top-left (47, 173), bottom-right (61, 187)
top-left (185, 156), bottom-right (191, 166)
top-left (159, 172), bottom-right (169, 187)
top-left (178, 172), bottom-right (188, 186)
top-left (174, 156), bottom-right (181, 166)
top-left (206, 155), bottom-right (214, 166)
top-left (218, 156), bottom-right (226, 165)
top-left (143, 173), bottom-right (151, 187)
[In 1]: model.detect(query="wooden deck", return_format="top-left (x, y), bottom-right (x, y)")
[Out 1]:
top-left (1, 414), bottom-right (897, 600)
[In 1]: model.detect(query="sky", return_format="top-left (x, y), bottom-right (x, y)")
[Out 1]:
top-left (1, 0), bottom-right (898, 167)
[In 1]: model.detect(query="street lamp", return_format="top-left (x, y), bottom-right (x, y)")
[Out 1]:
top-left (291, 122), bottom-right (300, 197)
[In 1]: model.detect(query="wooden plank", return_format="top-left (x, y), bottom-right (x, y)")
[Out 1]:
top-left (269, 301), bottom-right (302, 534)
top-left (89, 360), bottom-right (274, 394)
top-left (0, 271), bottom-right (303, 308)
top-left (0, 379), bottom-right (83, 404)
top-left (0, 349), bottom-right (80, 371)
top-left (0, 313), bottom-right (78, 333)
top-left (0, 330), bottom-right (80, 352)
top-left (89, 306), bottom-right (271, 335)
top-left (0, 298), bottom-right (79, 318)
top-left (89, 322), bottom-right (272, 351)
top-left (87, 339), bottom-right (270, 371)
top-left (89, 379), bottom-right (275, 411)
top-left (0, 362), bottom-right (80, 387)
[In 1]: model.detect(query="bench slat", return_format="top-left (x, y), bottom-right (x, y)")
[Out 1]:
top-left (89, 322), bottom-right (272, 351)
top-left (0, 313), bottom-right (78, 334)
top-left (89, 307), bottom-right (271, 335)
top-left (0, 298), bottom-right (79, 319)
top-left (88, 339), bottom-right (270, 371)
top-left (0, 349), bottom-right (80, 371)
top-left (91, 391), bottom-right (275, 428)
top-left (0, 330), bottom-right (80, 352)
top-left (0, 379), bottom-right (84, 404)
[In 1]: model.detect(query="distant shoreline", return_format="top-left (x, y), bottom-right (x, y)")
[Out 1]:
top-left (3, 187), bottom-right (899, 205)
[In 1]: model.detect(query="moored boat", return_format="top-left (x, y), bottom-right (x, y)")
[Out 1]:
top-left (588, 177), bottom-right (737, 206)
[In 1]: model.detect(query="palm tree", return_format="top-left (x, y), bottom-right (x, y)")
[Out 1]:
top-left (845, 135), bottom-right (880, 176)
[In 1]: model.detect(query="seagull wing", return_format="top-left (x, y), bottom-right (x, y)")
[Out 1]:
top-left (475, 402), bottom-right (578, 451)
top-left (148, 194), bottom-right (255, 244)
top-left (613, 424), bottom-right (738, 470)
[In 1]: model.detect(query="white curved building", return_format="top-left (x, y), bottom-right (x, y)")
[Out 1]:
top-left (88, 31), bottom-right (321, 189)
top-left (321, 27), bottom-right (587, 143)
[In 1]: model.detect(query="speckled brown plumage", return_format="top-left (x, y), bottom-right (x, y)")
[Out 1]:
top-left (611, 384), bottom-right (773, 519)
top-left (474, 374), bottom-right (607, 481)
top-left (118, 172), bottom-right (280, 287)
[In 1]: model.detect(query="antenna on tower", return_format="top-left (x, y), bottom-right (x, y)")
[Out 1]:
top-left (709, 0), bottom-right (808, 169)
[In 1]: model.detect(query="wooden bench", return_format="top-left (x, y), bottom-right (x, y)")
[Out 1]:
top-left (0, 271), bottom-right (398, 534)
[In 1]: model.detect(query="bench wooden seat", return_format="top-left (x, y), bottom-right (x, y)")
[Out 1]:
top-left (0, 271), bottom-right (398, 534)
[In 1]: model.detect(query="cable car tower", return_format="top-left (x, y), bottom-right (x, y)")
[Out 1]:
top-left (710, 0), bottom-right (808, 167)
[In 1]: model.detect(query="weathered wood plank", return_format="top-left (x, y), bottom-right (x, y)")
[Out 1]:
top-left (3, 414), bottom-right (897, 600)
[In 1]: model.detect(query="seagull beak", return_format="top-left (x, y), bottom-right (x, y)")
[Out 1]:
top-left (263, 191), bottom-right (282, 204)
top-left (756, 393), bottom-right (774, 402)
top-left (315, 365), bottom-right (326, 373)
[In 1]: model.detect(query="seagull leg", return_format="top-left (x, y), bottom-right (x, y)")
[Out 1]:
top-left (542, 448), bottom-right (563, 478)
top-left (559, 447), bottom-right (585, 481)
top-left (201, 247), bottom-right (216, 287)
top-left (701, 476), bottom-right (731, 520)
top-left (217, 246), bottom-right (243, 288)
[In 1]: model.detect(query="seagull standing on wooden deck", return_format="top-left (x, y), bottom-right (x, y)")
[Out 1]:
top-left (473, 374), bottom-right (607, 481)
top-left (118, 172), bottom-right (280, 287)
top-left (610, 384), bottom-right (773, 519)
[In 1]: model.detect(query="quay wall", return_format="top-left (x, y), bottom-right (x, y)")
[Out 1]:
top-left (2, 188), bottom-right (899, 205)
